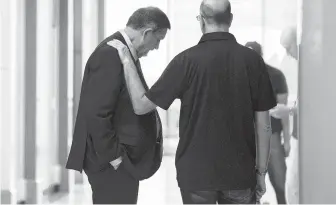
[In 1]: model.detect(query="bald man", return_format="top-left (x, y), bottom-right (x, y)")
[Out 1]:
top-left (280, 27), bottom-right (298, 59)
top-left (271, 26), bottom-right (299, 204)
top-left (110, 0), bottom-right (276, 203)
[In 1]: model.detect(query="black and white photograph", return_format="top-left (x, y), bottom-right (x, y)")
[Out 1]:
top-left (0, 0), bottom-right (335, 204)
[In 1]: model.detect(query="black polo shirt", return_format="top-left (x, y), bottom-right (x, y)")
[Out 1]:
top-left (267, 65), bottom-right (288, 134)
top-left (146, 32), bottom-right (276, 191)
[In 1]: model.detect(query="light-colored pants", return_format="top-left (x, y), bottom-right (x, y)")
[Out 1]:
top-left (285, 137), bottom-right (299, 204)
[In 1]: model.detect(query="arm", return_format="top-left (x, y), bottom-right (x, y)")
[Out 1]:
top-left (276, 73), bottom-right (291, 155)
top-left (276, 71), bottom-right (290, 147)
top-left (276, 93), bottom-right (288, 104)
top-left (269, 71), bottom-right (296, 136)
top-left (270, 103), bottom-right (297, 118)
top-left (278, 94), bottom-right (291, 154)
top-left (122, 59), bottom-right (157, 115)
top-left (255, 111), bottom-right (272, 171)
top-left (250, 55), bottom-right (277, 171)
top-left (108, 40), bottom-right (156, 115)
top-left (109, 40), bottom-right (187, 113)
top-left (85, 47), bottom-right (124, 166)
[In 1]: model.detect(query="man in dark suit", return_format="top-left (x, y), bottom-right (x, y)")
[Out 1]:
top-left (65, 7), bottom-right (170, 204)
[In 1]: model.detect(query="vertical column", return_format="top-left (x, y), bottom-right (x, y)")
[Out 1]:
top-left (73, 0), bottom-right (83, 184)
top-left (97, 0), bottom-right (105, 42)
top-left (300, 0), bottom-right (336, 203)
top-left (73, 0), bottom-right (82, 134)
top-left (0, 0), bottom-right (13, 203)
top-left (0, 0), bottom-right (3, 200)
top-left (24, 0), bottom-right (38, 203)
top-left (36, 0), bottom-right (59, 199)
top-left (11, 0), bottom-right (26, 203)
top-left (50, 0), bottom-right (61, 193)
top-left (82, 0), bottom-right (98, 64)
top-left (58, 0), bottom-right (69, 193)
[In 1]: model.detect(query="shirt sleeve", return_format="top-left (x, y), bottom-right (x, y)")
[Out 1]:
top-left (145, 55), bottom-right (188, 110)
top-left (276, 70), bottom-right (288, 94)
top-left (252, 56), bottom-right (277, 111)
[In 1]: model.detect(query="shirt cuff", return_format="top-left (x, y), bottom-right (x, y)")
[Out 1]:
top-left (145, 92), bottom-right (170, 110)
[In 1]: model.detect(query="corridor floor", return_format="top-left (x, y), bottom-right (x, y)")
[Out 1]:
top-left (53, 156), bottom-right (280, 205)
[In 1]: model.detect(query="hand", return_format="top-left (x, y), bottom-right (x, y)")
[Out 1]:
top-left (107, 39), bottom-right (132, 63)
top-left (283, 140), bottom-right (291, 157)
top-left (255, 172), bottom-right (267, 203)
top-left (270, 104), bottom-right (290, 119)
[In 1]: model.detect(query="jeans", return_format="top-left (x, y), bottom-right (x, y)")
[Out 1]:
top-left (180, 188), bottom-right (256, 204)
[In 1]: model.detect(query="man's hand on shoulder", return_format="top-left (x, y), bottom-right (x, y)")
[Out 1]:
top-left (107, 40), bottom-right (132, 64)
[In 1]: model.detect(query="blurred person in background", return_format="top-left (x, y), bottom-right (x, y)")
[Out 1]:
top-left (65, 7), bottom-right (170, 204)
top-left (246, 41), bottom-right (290, 204)
top-left (110, 0), bottom-right (277, 204)
top-left (271, 26), bottom-right (299, 204)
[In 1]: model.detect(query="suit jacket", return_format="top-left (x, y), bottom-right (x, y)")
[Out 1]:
top-left (66, 31), bottom-right (163, 181)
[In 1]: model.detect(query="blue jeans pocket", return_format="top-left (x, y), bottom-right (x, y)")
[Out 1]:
top-left (219, 188), bottom-right (256, 204)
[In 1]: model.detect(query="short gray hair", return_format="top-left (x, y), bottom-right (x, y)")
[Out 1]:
top-left (126, 7), bottom-right (171, 31)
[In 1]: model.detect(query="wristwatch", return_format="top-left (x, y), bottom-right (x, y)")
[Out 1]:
top-left (256, 168), bottom-right (268, 176)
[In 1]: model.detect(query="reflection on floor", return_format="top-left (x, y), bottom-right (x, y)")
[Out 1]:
top-left (53, 136), bottom-right (299, 204)
top-left (53, 155), bottom-right (280, 205)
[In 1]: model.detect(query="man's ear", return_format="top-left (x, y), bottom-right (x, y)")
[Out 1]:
top-left (142, 28), bottom-right (154, 38)
top-left (228, 13), bottom-right (233, 27)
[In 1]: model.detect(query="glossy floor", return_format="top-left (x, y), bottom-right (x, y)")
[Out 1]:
top-left (52, 155), bottom-right (289, 205)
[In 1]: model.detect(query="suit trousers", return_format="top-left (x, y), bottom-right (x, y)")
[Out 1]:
top-left (84, 162), bottom-right (139, 204)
